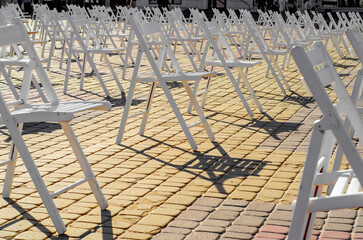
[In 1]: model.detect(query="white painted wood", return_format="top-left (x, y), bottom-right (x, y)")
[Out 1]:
top-left (116, 10), bottom-right (215, 150)
top-left (288, 42), bottom-right (363, 239)
top-left (0, 19), bottom-right (110, 234)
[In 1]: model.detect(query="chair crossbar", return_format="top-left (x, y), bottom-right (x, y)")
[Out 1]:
top-left (0, 159), bottom-right (13, 167)
top-left (188, 121), bottom-right (203, 129)
top-left (50, 176), bottom-right (91, 198)
top-left (128, 111), bottom-right (147, 118)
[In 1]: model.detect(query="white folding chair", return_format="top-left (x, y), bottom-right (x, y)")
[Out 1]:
top-left (63, 12), bottom-right (124, 96)
top-left (116, 13), bottom-right (215, 150)
top-left (272, 13), bottom-right (310, 70)
top-left (190, 10), bottom-right (263, 117)
top-left (289, 41), bottom-right (363, 239)
top-left (165, 11), bottom-right (204, 71)
top-left (0, 18), bottom-right (110, 234)
top-left (88, 8), bottom-right (127, 66)
top-left (330, 27), bottom-right (363, 173)
top-left (242, 10), bottom-right (290, 94)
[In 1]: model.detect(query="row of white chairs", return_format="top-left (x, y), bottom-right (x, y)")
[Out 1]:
top-left (0, 4), bottom-right (362, 235)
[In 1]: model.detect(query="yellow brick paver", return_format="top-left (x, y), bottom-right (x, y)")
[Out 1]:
top-left (0, 17), bottom-right (360, 239)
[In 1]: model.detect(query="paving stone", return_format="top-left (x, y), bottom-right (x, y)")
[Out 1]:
top-left (189, 205), bottom-right (215, 212)
top-left (259, 225), bottom-right (289, 234)
top-left (228, 225), bottom-right (258, 235)
top-left (168, 220), bottom-right (199, 229)
top-left (234, 215), bottom-right (265, 227)
top-left (121, 231), bottom-right (152, 239)
top-left (166, 195), bottom-right (197, 206)
top-left (162, 226), bottom-right (192, 235)
top-left (320, 231), bottom-right (351, 239)
top-left (221, 231), bottom-right (254, 239)
top-left (185, 231), bottom-right (220, 240)
top-left (269, 210), bottom-right (293, 221)
top-left (201, 219), bottom-right (231, 228)
top-left (208, 209), bottom-right (240, 221)
top-left (196, 225), bottom-right (225, 233)
top-left (222, 199), bottom-right (249, 207)
top-left (243, 210), bottom-right (270, 217)
top-left (329, 209), bottom-right (357, 219)
top-left (153, 233), bottom-right (185, 240)
top-left (246, 202), bottom-right (275, 212)
top-left (324, 223), bottom-right (353, 232)
top-left (254, 231), bottom-right (286, 239)
top-left (176, 210), bottom-right (209, 222)
top-left (138, 215), bottom-right (174, 228)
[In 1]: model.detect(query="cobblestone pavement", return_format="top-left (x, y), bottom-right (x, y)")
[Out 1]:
top-left (0, 33), bottom-right (361, 239)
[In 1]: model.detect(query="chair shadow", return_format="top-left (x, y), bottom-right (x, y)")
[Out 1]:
top-left (248, 113), bottom-right (302, 140)
top-left (203, 112), bottom-right (301, 140)
top-left (0, 198), bottom-right (113, 239)
top-left (0, 123), bottom-right (62, 143)
top-left (121, 139), bottom-right (271, 194)
top-left (0, 199), bottom-right (58, 238)
top-left (282, 90), bottom-right (315, 108)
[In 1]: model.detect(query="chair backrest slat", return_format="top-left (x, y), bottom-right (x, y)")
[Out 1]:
top-left (0, 24), bottom-right (24, 46)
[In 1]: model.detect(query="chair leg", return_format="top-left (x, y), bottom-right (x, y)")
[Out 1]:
top-left (80, 53), bottom-right (87, 90)
top-left (102, 53), bottom-right (124, 92)
top-left (224, 67), bottom-right (254, 117)
top-left (63, 44), bottom-right (73, 94)
top-left (187, 78), bottom-right (201, 114)
top-left (122, 33), bottom-right (134, 79)
top-left (200, 76), bottom-right (212, 109)
top-left (139, 82), bottom-right (157, 135)
top-left (237, 67), bottom-right (263, 113)
top-left (159, 81), bottom-right (198, 150)
top-left (5, 120), bottom-right (66, 234)
top-left (187, 66), bottom-right (213, 114)
top-left (85, 52), bottom-right (110, 96)
top-left (288, 127), bottom-right (323, 240)
top-left (116, 49), bottom-right (142, 144)
top-left (271, 55), bottom-right (290, 91)
top-left (46, 38), bottom-right (56, 71)
top-left (2, 123), bottom-right (22, 198)
top-left (183, 81), bottom-right (215, 141)
top-left (60, 122), bottom-right (108, 209)
top-left (263, 54), bottom-right (287, 94)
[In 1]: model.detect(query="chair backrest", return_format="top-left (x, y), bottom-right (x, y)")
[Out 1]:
top-left (292, 41), bottom-right (363, 143)
top-left (0, 19), bottom-right (58, 109)
top-left (65, 12), bottom-right (103, 50)
top-left (327, 12), bottom-right (340, 30)
top-left (192, 11), bottom-right (237, 62)
top-left (125, 11), bottom-right (184, 76)
top-left (241, 10), bottom-right (270, 52)
top-left (346, 27), bottom-right (363, 64)
top-left (273, 13), bottom-right (295, 48)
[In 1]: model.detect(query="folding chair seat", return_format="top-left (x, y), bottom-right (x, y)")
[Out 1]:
top-left (62, 12), bottom-right (124, 96)
top-left (190, 9), bottom-right (263, 117)
top-left (0, 18), bottom-right (109, 234)
top-left (116, 13), bottom-right (215, 150)
top-left (289, 41), bottom-right (363, 239)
